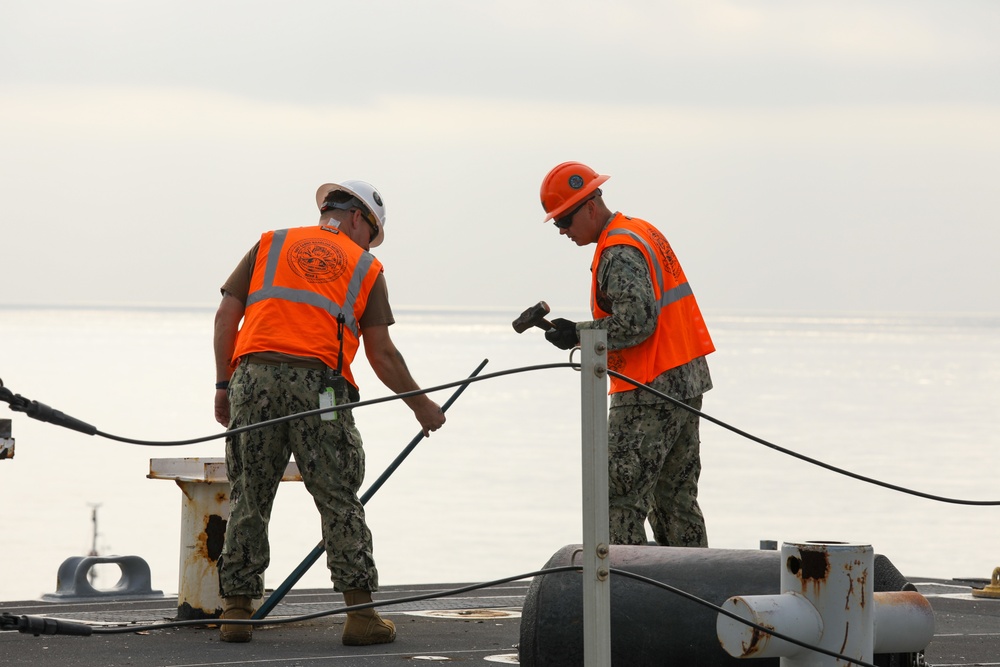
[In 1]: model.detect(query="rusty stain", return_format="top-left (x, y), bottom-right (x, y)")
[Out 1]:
top-left (793, 548), bottom-right (830, 596)
top-left (875, 590), bottom-right (930, 610)
top-left (845, 571), bottom-right (855, 610)
top-left (799, 549), bottom-right (830, 581)
top-left (196, 530), bottom-right (208, 558)
top-left (176, 600), bottom-right (223, 621)
top-left (205, 514), bottom-right (227, 562)
top-left (858, 567), bottom-right (868, 609)
top-left (195, 514), bottom-right (228, 562)
top-left (841, 560), bottom-right (869, 611)
top-left (840, 620), bottom-right (851, 657)
top-left (726, 598), bottom-right (774, 658)
top-left (741, 621), bottom-right (775, 657)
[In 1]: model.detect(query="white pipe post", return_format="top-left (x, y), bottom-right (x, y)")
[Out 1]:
top-left (719, 542), bottom-right (935, 664)
top-left (579, 329), bottom-right (611, 667)
top-left (149, 457), bottom-right (302, 618)
top-left (717, 541), bottom-right (876, 665)
top-left (782, 542), bottom-right (874, 666)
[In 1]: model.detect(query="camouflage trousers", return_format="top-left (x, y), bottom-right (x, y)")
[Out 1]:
top-left (608, 394), bottom-right (708, 547)
top-left (218, 361), bottom-right (378, 598)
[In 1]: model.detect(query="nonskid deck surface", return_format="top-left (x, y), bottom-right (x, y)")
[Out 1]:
top-left (1, 578), bottom-right (998, 666)
top-left (0, 581), bottom-right (526, 667)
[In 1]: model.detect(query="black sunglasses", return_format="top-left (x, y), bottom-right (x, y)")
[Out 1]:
top-left (553, 189), bottom-right (601, 229)
top-left (353, 207), bottom-right (380, 243)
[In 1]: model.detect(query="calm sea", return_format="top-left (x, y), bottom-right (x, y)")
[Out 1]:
top-left (1, 306), bottom-right (998, 602)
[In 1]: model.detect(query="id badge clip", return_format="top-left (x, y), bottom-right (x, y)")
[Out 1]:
top-left (320, 371), bottom-right (346, 422)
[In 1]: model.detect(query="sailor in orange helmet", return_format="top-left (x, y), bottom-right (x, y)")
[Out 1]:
top-left (213, 180), bottom-right (445, 646)
top-left (539, 161), bottom-right (716, 548)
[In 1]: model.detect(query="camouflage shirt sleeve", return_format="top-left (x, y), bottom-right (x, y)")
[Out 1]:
top-left (577, 243), bottom-right (713, 405)
top-left (576, 245), bottom-right (657, 351)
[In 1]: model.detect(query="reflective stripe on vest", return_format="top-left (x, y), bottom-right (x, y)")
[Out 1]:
top-left (592, 214), bottom-right (715, 393)
top-left (232, 226), bottom-right (382, 388)
top-left (245, 228), bottom-right (375, 339)
top-left (607, 227), bottom-right (694, 312)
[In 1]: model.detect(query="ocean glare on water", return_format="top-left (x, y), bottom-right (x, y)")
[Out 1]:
top-left (1, 306), bottom-right (998, 601)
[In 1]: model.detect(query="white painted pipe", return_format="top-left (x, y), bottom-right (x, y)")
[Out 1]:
top-left (717, 591), bottom-right (823, 659)
top-left (717, 542), bottom-right (934, 664)
top-left (717, 541), bottom-right (875, 665)
top-left (149, 457), bottom-right (301, 619)
top-left (175, 479), bottom-right (230, 618)
top-left (785, 541), bottom-right (874, 665)
top-left (873, 591), bottom-right (935, 654)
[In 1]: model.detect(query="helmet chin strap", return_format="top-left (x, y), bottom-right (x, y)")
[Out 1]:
top-left (323, 197), bottom-right (366, 214)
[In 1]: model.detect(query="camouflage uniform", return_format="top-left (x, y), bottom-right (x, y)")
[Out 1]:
top-left (578, 242), bottom-right (712, 547)
top-left (219, 361), bottom-right (378, 597)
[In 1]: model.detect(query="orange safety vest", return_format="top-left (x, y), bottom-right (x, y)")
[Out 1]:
top-left (591, 213), bottom-right (715, 394)
top-left (231, 225), bottom-right (383, 390)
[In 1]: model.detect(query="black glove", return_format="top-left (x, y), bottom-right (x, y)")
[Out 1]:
top-left (545, 318), bottom-right (579, 350)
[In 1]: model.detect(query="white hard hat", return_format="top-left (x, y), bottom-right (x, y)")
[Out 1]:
top-left (315, 179), bottom-right (387, 248)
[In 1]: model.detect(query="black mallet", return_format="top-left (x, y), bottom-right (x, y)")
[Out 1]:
top-left (512, 301), bottom-right (554, 333)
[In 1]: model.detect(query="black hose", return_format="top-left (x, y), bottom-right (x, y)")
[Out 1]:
top-left (610, 369), bottom-right (1000, 506)
top-left (3, 364), bottom-right (998, 504)
top-left (94, 362), bottom-right (578, 446)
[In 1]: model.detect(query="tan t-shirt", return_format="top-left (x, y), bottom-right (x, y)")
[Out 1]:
top-left (220, 240), bottom-right (395, 362)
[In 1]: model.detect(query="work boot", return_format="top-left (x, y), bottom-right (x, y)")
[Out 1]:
top-left (342, 589), bottom-right (396, 646)
top-left (219, 595), bottom-right (254, 643)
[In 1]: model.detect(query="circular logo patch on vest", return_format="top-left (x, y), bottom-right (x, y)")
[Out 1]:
top-left (287, 238), bottom-right (348, 283)
top-left (648, 228), bottom-right (681, 280)
top-left (608, 351), bottom-right (625, 374)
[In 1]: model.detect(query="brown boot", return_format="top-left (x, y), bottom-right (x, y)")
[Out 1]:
top-left (219, 595), bottom-right (254, 643)
top-left (342, 589), bottom-right (396, 646)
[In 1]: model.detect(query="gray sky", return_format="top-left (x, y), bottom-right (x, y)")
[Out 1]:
top-left (2, 0), bottom-right (998, 315)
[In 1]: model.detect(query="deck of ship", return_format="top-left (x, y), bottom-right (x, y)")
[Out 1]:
top-left (2, 574), bottom-right (998, 666)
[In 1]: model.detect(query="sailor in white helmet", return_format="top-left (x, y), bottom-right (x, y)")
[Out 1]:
top-left (213, 179), bottom-right (445, 646)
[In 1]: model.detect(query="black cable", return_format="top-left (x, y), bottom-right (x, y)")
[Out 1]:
top-left (93, 363), bottom-right (579, 446)
top-left (6, 363), bottom-right (998, 504)
top-left (609, 369), bottom-right (1000, 506)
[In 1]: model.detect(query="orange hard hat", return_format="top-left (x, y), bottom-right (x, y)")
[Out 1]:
top-left (539, 161), bottom-right (610, 222)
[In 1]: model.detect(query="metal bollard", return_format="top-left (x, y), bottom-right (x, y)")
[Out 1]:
top-left (149, 457), bottom-right (302, 619)
top-left (717, 541), bottom-right (934, 665)
top-left (42, 555), bottom-right (162, 601)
